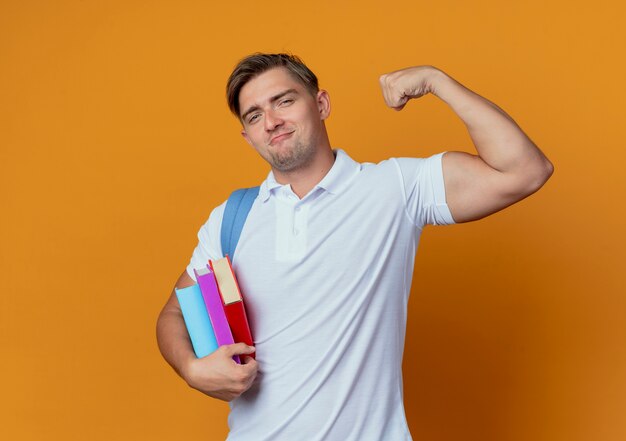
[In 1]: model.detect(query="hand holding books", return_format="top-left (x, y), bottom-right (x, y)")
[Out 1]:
top-left (183, 342), bottom-right (258, 402)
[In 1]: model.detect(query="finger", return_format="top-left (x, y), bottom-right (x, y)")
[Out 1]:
top-left (380, 78), bottom-right (408, 109)
top-left (241, 357), bottom-right (258, 369)
top-left (241, 355), bottom-right (255, 364)
top-left (224, 343), bottom-right (256, 356)
top-left (383, 88), bottom-right (397, 108)
top-left (392, 96), bottom-right (408, 111)
top-left (238, 370), bottom-right (258, 390)
top-left (379, 74), bottom-right (394, 107)
top-left (240, 359), bottom-right (258, 375)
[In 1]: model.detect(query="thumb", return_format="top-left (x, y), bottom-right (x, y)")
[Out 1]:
top-left (392, 94), bottom-right (409, 111)
top-left (224, 342), bottom-right (256, 356)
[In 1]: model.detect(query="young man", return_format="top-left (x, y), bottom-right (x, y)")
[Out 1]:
top-left (157, 53), bottom-right (553, 440)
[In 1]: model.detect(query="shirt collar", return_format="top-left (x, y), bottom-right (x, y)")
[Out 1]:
top-left (258, 149), bottom-right (361, 202)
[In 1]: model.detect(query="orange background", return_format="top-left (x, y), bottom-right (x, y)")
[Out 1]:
top-left (1, 1), bottom-right (625, 440)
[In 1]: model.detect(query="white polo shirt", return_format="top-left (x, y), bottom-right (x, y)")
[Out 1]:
top-left (186, 149), bottom-right (455, 441)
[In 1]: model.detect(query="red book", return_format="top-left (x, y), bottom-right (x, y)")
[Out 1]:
top-left (209, 256), bottom-right (255, 358)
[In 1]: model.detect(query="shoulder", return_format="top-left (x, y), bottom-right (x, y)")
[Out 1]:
top-left (196, 200), bottom-right (227, 241)
top-left (392, 152), bottom-right (445, 170)
top-left (358, 153), bottom-right (441, 173)
top-left (355, 155), bottom-right (428, 186)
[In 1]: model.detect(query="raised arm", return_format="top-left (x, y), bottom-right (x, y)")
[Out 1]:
top-left (379, 66), bottom-right (553, 223)
top-left (156, 269), bottom-right (258, 401)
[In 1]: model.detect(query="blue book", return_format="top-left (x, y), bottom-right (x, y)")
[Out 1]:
top-left (175, 284), bottom-right (218, 358)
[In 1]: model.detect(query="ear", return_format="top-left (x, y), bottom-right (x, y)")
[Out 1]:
top-left (316, 90), bottom-right (331, 121)
top-left (241, 129), bottom-right (253, 147)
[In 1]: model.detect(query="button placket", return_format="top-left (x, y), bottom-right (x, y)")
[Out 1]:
top-left (294, 202), bottom-right (307, 235)
top-left (274, 189), bottom-right (311, 262)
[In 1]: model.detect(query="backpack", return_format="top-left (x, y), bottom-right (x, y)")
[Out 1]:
top-left (220, 187), bottom-right (260, 260)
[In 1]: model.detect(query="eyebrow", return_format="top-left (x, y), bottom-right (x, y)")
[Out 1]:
top-left (240, 88), bottom-right (299, 122)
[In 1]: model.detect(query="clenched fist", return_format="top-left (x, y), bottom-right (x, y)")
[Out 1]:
top-left (379, 65), bottom-right (443, 111)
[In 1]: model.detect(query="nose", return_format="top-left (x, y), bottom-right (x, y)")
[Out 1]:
top-left (264, 108), bottom-right (284, 132)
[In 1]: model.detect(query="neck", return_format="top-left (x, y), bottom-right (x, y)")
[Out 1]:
top-left (272, 145), bottom-right (336, 199)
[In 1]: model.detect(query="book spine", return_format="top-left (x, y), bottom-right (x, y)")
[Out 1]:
top-left (196, 268), bottom-right (240, 364)
top-left (175, 284), bottom-right (219, 358)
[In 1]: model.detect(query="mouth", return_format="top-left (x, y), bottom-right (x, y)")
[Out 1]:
top-left (269, 131), bottom-right (294, 145)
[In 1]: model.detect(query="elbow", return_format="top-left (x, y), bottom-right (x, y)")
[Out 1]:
top-left (524, 158), bottom-right (554, 195)
top-left (539, 157), bottom-right (554, 187)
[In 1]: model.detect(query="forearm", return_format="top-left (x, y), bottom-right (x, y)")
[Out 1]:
top-left (156, 296), bottom-right (259, 401)
top-left (156, 302), bottom-right (195, 380)
top-left (431, 69), bottom-right (552, 177)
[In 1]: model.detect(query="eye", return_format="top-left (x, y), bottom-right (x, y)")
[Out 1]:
top-left (248, 113), bottom-right (261, 124)
top-left (280, 99), bottom-right (294, 106)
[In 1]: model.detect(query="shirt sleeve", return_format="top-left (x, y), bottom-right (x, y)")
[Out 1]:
top-left (393, 152), bottom-right (456, 228)
top-left (185, 201), bottom-right (226, 282)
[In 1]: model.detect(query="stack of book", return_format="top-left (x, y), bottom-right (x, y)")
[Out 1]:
top-left (175, 256), bottom-right (253, 363)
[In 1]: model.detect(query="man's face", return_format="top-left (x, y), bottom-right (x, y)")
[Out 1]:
top-left (239, 67), bottom-right (330, 173)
